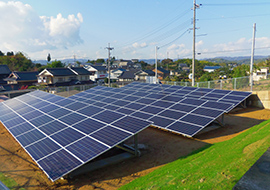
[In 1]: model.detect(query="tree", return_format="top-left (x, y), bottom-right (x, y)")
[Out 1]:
top-left (47, 53), bottom-right (51, 62)
top-left (47, 60), bottom-right (65, 68)
top-left (96, 59), bottom-right (105, 63)
top-left (0, 51), bottom-right (4, 56)
top-left (7, 51), bottom-right (14, 56)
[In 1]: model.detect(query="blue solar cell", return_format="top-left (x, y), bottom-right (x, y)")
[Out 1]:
top-left (46, 96), bottom-right (65, 103)
top-left (112, 100), bottom-right (130, 107)
top-left (22, 110), bottom-right (43, 120)
top-left (122, 95), bottom-right (139, 101)
top-left (222, 95), bottom-right (245, 102)
top-left (212, 89), bottom-right (231, 94)
top-left (92, 110), bottom-right (124, 124)
top-left (47, 108), bottom-right (71, 118)
top-left (115, 107), bottom-right (135, 115)
top-left (73, 118), bottom-right (106, 134)
top-left (92, 102), bottom-right (107, 107)
top-left (55, 99), bottom-right (74, 106)
top-left (101, 98), bottom-right (118, 103)
top-left (58, 113), bottom-right (87, 126)
top-left (84, 99), bottom-right (97, 104)
top-left (230, 91), bottom-right (251, 96)
top-left (119, 90), bottom-right (136, 95)
top-left (16, 129), bottom-right (46, 146)
top-left (132, 91), bottom-right (150, 97)
top-left (9, 122), bottom-right (34, 137)
top-left (180, 98), bottom-right (206, 106)
top-left (103, 104), bottom-right (120, 111)
top-left (111, 116), bottom-right (151, 133)
top-left (39, 120), bottom-right (68, 135)
top-left (26, 138), bottom-right (61, 161)
top-left (3, 116), bottom-right (26, 127)
top-left (0, 112), bottom-right (18, 121)
top-left (146, 93), bottom-right (165, 99)
top-left (182, 86), bottom-right (197, 91)
top-left (66, 137), bottom-right (108, 162)
top-left (130, 111), bottom-right (153, 120)
top-left (135, 98), bottom-right (155, 105)
top-left (180, 114), bottom-right (213, 126)
top-left (151, 100), bottom-right (174, 108)
top-left (16, 106), bottom-right (35, 115)
top-left (205, 93), bottom-right (225, 99)
top-left (202, 101), bottom-right (233, 111)
top-left (188, 91), bottom-right (208, 97)
top-left (40, 104), bottom-right (61, 113)
top-left (170, 103), bottom-right (196, 112)
top-left (38, 149), bottom-right (81, 181)
top-left (149, 116), bottom-right (174, 128)
top-left (77, 105), bottom-right (105, 117)
top-left (191, 107), bottom-right (223, 118)
top-left (140, 106), bottom-right (163, 114)
top-left (31, 101), bottom-right (49, 109)
top-left (30, 115), bottom-right (54, 127)
top-left (125, 102), bottom-right (145, 110)
top-left (91, 95), bottom-right (105, 101)
top-left (65, 102), bottom-right (88, 111)
top-left (51, 128), bottom-right (84, 146)
top-left (111, 93), bottom-right (126, 99)
top-left (158, 109), bottom-right (186, 120)
top-left (160, 95), bottom-right (183, 102)
top-left (90, 126), bottom-right (130, 147)
top-left (167, 121), bottom-right (202, 137)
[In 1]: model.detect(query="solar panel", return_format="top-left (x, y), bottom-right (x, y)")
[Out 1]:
top-left (0, 91), bottom-right (151, 182)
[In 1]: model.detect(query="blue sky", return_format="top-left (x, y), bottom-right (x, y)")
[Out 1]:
top-left (0, 0), bottom-right (270, 61)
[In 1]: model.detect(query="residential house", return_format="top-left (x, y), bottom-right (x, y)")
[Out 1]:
top-left (38, 67), bottom-right (92, 86)
top-left (203, 66), bottom-right (222, 73)
top-left (0, 65), bottom-right (11, 84)
top-left (85, 65), bottom-right (107, 82)
top-left (118, 70), bottom-right (139, 82)
top-left (110, 68), bottom-right (126, 80)
top-left (253, 67), bottom-right (269, 81)
top-left (182, 67), bottom-right (190, 73)
top-left (5, 71), bottom-right (39, 86)
top-left (152, 67), bottom-right (170, 80)
top-left (135, 70), bottom-right (155, 80)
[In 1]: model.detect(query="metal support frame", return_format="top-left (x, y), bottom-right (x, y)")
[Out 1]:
top-left (215, 114), bottom-right (225, 127)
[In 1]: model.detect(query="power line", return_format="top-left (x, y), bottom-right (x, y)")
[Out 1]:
top-left (203, 2), bottom-right (270, 6)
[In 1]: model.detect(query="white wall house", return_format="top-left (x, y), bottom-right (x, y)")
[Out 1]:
top-left (85, 65), bottom-right (107, 82)
top-left (253, 67), bottom-right (269, 81)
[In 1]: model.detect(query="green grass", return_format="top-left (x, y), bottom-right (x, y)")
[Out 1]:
top-left (120, 120), bottom-right (270, 190)
top-left (0, 173), bottom-right (19, 189)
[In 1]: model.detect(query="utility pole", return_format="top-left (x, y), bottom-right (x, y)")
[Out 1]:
top-left (250, 23), bottom-right (256, 91)
top-left (106, 43), bottom-right (114, 87)
top-left (192, 0), bottom-right (199, 86)
top-left (155, 46), bottom-right (159, 83)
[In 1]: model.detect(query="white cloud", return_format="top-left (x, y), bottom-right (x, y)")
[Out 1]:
top-left (132, 42), bottom-right (147, 48)
top-left (0, 1), bottom-right (83, 53)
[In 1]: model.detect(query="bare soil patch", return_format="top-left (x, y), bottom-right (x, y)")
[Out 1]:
top-left (0, 107), bottom-right (270, 189)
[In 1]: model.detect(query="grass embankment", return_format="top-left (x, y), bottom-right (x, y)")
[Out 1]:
top-left (0, 172), bottom-right (19, 189)
top-left (120, 120), bottom-right (270, 190)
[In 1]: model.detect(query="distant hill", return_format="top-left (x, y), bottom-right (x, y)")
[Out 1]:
top-left (203, 56), bottom-right (269, 64)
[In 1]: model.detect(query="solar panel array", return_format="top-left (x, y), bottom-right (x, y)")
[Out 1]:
top-left (69, 84), bottom-right (242, 137)
top-left (0, 82), bottom-right (251, 182)
top-left (0, 90), bottom-right (151, 181)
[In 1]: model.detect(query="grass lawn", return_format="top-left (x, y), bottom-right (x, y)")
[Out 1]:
top-left (0, 172), bottom-right (19, 189)
top-left (120, 119), bottom-right (270, 190)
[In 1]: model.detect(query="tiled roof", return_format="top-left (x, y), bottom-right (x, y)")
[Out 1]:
top-left (90, 66), bottom-right (107, 71)
top-left (69, 67), bottom-right (91, 75)
top-left (157, 67), bottom-right (170, 73)
top-left (0, 65), bottom-right (11, 75)
top-left (46, 68), bottom-right (77, 76)
top-left (11, 71), bottom-right (39, 81)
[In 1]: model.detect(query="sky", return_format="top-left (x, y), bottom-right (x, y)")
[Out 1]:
top-left (0, 0), bottom-right (270, 61)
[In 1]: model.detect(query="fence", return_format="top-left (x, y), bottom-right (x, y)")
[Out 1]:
top-left (162, 74), bottom-right (270, 92)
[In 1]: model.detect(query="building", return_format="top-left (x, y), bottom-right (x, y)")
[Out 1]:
top-left (85, 65), bottom-right (107, 82)
top-left (118, 70), bottom-right (139, 82)
top-left (203, 66), bottom-right (222, 73)
top-left (5, 71), bottom-right (39, 86)
top-left (135, 70), bottom-right (155, 80)
top-left (110, 68), bottom-right (126, 80)
top-left (0, 65), bottom-right (11, 84)
top-left (253, 67), bottom-right (269, 81)
top-left (152, 67), bottom-right (170, 80)
top-left (38, 67), bottom-right (92, 86)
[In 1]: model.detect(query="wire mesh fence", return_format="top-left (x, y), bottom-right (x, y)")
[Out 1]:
top-left (162, 74), bottom-right (270, 92)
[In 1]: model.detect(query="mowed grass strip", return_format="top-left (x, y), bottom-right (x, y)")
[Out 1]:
top-left (0, 172), bottom-right (18, 189)
top-left (120, 120), bottom-right (270, 190)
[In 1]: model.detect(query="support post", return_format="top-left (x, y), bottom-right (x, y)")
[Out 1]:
top-left (250, 23), bottom-right (256, 92)
top-left (134, 134), bottom-right (138, 157)
top-left (106, 43), bottom-right (114, 87)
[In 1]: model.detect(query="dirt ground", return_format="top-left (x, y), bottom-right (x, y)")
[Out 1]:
top-left (0, 107), bottom-right (270, 190)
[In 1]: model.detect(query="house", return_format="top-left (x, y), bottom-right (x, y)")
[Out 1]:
top-left (0, 65), bottom-right (11, 84)
top-left (84, 65), bottom-right (107, 82)
top-left (135, 70), bottom-right (155, 80)
top-left (5, 71), bottom-right (39, 86)
top-left (253, 67), bottom-right (269, 81)
top-left (170, 69), bottom-right (183, 76)
top-left (110, 68), bottom-right (126, 80)
top-left (182, 67), bottom-right (190, 73)
top-left (38, 67), bottom-right (92, 86)
top-left (203, 66), bottom-right (222, 73)
top-left (152, 67), bottom-right (170, 80)
top-left (118, 70), bottom-right (139, 82)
